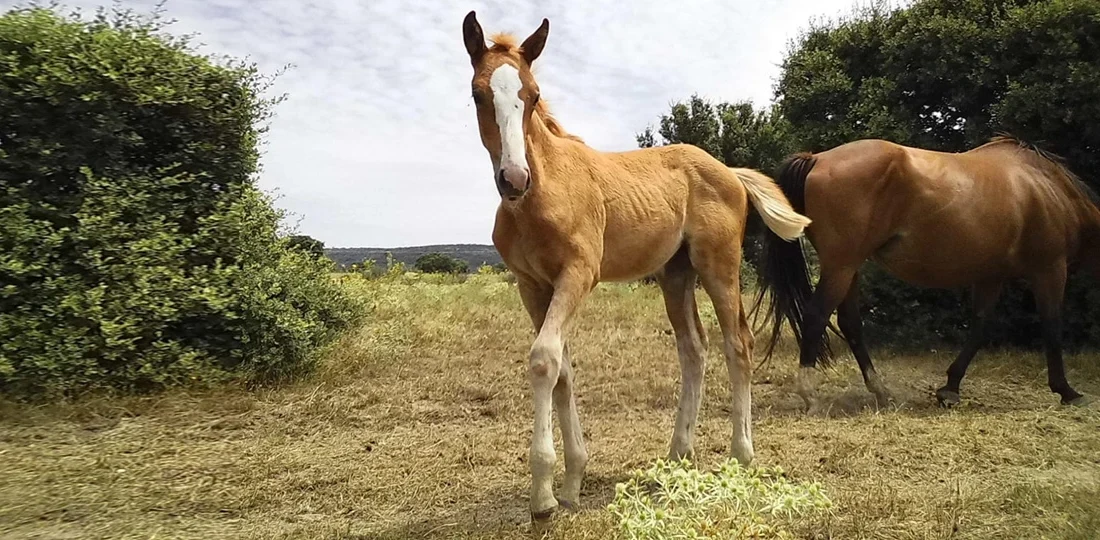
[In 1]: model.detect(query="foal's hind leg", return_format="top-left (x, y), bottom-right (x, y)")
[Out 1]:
top-left (935, 281), bottom-right (1002, 407)
top-left (835, 271), bottom-right (892, 406)
top-left (1031, 264), bottom-right (1088, 406)
top-left (658, 254), bottom-right (707, 461)
top-left (692, 245), bottom-right (754, 465)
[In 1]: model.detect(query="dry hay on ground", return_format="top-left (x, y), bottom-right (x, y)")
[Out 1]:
top-left (1, 274), bottom-right (1098, 539)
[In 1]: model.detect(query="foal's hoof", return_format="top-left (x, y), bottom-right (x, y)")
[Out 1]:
top-left (556, 498), bottom-right (579, 513)
top-left (1062, 394), bottom-right (1093, 407)
top-left (935, 388), bottom-right (961, 408)
top-left (531, 505), bottom-right (557, 522)
top-left (532, 499), bottom-right (578, 522)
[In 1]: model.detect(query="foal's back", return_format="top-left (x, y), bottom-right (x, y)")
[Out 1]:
top-left (584, 143), bottom-right (752, 281)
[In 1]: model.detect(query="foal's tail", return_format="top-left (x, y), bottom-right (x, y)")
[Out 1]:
top-left (731, 167), bottom-right (810, 241)
top-left (746, 154), bottom-right (835, 366)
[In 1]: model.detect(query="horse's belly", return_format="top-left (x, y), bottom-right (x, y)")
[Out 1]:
top-left (872, 229), bottom-right (1015, 289)
top-left (599, 223), bottom-right (683, 282)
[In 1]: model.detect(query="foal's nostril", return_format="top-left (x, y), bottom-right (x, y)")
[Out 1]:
top-left (497, 167), bottom-right (530, 198)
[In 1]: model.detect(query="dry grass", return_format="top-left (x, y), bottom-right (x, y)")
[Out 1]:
top-left (1, 273), bottom-right (1098, 539)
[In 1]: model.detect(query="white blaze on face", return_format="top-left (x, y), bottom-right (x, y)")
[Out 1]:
top-left (489, 64), bottom-right (527, 175)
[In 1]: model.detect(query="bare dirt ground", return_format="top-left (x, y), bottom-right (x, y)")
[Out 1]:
top-left (2, 275), bottom-right (1098, 539)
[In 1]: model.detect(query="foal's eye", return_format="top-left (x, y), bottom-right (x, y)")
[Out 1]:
top-left (532, 93), bottom-right (541, 105)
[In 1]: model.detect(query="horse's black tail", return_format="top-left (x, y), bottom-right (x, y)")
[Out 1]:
top-left (749, 153), bottom-right (835, 367)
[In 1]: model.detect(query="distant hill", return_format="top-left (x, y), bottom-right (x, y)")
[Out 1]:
top-left (325, 244), bottom-right (502, 271)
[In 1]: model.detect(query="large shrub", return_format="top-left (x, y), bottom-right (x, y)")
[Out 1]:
top-left (0, 6), bottom-right (363, 396)
top-left (414, 252), bottom-right (468, 274)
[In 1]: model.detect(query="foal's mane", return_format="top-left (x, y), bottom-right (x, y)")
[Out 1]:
top-left (488, 33), bottom-right (586, 145)
top-left (985, 134), bottom-right (1100, 209)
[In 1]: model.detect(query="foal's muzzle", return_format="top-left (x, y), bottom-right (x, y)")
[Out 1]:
top-left (496, 167), bottom-right (530, 200)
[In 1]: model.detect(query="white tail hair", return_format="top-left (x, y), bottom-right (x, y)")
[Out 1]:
top-left (731, 167), bottom-right (811, 241)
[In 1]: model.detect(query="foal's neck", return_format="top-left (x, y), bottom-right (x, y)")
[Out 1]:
top-left (524, 114), bottom-right (570, 188)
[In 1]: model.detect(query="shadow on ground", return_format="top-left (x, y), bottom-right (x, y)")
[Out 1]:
top-left (359, 471), bottom-right (629, 539)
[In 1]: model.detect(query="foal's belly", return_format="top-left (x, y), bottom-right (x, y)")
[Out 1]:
top-left (599, 221), bottom-right (684, 282)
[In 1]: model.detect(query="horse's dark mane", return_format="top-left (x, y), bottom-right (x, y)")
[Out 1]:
top-left (987, 134), bottom-right (1100, 210)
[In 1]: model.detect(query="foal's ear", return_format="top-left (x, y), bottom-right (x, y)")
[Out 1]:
top-left (463, 11), bottom-right (486, 63)
top-left (521, 18), bottom-right (549, 65)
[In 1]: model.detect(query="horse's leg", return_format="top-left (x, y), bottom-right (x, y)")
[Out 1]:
top-left (693, 245), bottom-right (753, 465)
top-left (518, 278), bottom-right (588, 511)
top-left (935, 281), bottom-right (1003, 407)
top-left (553, 343), bottom-right (587, 510)
top-left (522, 268), bottom-right (595, 519)
top-left (834, 271), bottom-right (892, 405)
top-left (657, 256), bottom-right (706, 461)
top-left (796, 266), bottom-right (858, 414)
top-left (1031, 264), bottom-right (1087, 406)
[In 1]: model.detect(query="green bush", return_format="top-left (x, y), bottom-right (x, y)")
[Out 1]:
top-left (286, 234), bottom-right (326, 259)
top-left (0, 6), bottom-right (363, 397)
top-left (414, 252), bottom-right (468, 274)
top-left (859, 265), bottom-right (1100, 350)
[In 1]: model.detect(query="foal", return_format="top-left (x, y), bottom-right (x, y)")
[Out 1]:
top-left (461, 12), bottom-right (810, 519)
top-left (754, 137), bottom-right (1099, 411)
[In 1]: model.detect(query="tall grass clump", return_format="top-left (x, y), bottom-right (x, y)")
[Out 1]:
top-left (608, 458), bottom-right (833, 539)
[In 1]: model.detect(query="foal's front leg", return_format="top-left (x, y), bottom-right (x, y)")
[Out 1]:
top-left (521, 269), bottom-right (595, 520)
top-left (554, 343), bottom-right (587, 509)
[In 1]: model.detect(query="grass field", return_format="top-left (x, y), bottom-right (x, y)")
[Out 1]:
top-left (2, 274), bottom-right (1098, 539)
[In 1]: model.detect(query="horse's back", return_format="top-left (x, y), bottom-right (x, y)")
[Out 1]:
top-left (803, 138), bottom-right (1075, 286)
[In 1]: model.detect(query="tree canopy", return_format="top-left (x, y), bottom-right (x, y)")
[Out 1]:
top-left (287, 234), bottom-right (326, 259)
top-left (777, 0), bottom-right (1100, 188)
top-left (415, 252), bottom-right (469, 274)
top-left (638, 96), bottom-right (796, 175)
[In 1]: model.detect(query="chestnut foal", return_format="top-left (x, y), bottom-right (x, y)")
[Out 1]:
top-left (462, 12), bottom-right (810, 520)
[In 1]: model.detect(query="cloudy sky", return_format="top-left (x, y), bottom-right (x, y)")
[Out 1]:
top-left (8, 0), bottom-right (866, 247)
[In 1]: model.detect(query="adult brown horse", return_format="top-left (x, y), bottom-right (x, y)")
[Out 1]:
top-left (461, 12), bottom-right (810, 520)
top-left (753, 136), bottom-right (1099, 412)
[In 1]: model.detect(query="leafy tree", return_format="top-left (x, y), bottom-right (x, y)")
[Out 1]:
top-left (637, 95), bottom-right (797, 268)
top-left (415, 253), bottom-right (468, 274)
top-left (639, 95), bottom-right (797, 175)
top-left (287, 234), bottom-right (325, 259)
top-left (0, 6), bottom-right (364, 397)
top-left (775, 0), bottom-right (1100, 348)
top-left (777, 0), bottom-right (1100, 184)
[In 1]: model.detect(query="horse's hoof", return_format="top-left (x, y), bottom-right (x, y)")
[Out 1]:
top-left (556, 498), bottom-right (578, 513)
top-left (1062, 394), bottom-right (1093, 407)
top-left (935, 388), bottom-right (961, 408)
top-left (531, 505), bottom-right (557, 522)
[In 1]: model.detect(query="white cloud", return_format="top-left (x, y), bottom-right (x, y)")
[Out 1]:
top-left (4, 0), bottom-right (860, 247)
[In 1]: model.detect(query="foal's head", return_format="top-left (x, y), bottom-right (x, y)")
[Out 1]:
top-left (462, 11), bottom-right (548, 200)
